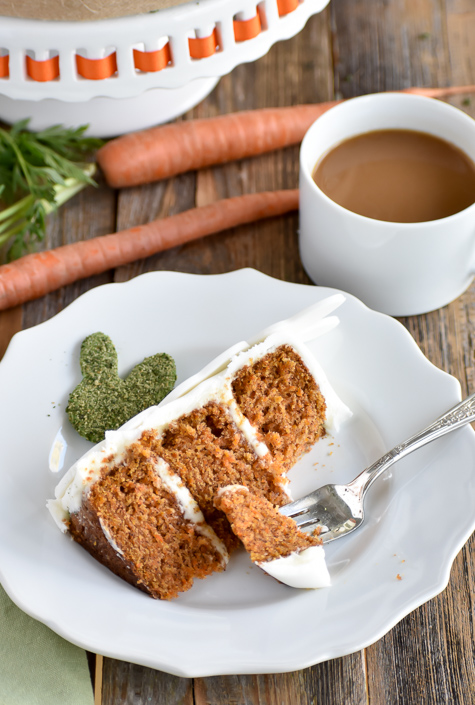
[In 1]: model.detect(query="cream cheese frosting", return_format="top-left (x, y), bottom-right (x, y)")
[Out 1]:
top-left (257, 545), bottom-right (331, 588)
top-left (152, 457), bottom-right (228, 564)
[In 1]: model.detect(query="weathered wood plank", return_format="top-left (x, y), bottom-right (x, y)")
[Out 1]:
top-left (330, 0), bottom-right (451, 97)
top-left (101, 658), bottom-right (193, 705)
top-left (329, 0), bottom-right (475, 703)
top-left (389, 289), bottom-right (475, 705)
top-left (195, 656), bottom-right (368, 705)
top-left (0, 306), bottom-right (22, 360)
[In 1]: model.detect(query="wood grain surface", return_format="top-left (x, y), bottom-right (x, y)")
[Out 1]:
top-left (1, 0), bottom-right (474, 703)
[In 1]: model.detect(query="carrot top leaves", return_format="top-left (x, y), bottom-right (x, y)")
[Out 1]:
top-left (0, 120), bottom-right (103, 261)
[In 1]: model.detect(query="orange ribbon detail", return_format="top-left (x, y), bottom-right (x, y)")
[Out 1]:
top-left (0, 54), bottom-right (9, 78)
top-left (189, 28), bottom-right (218, 59)
top-left (76, 52), bottom-right (118, 80)
top-left (26, 55), bottom-right (60, 82)
top-left (277, 0), bottom-right (299, 15)
top-left (234, 15), bottom-right (261, 42)
top-left (133, 44), bottom-right (171, 72)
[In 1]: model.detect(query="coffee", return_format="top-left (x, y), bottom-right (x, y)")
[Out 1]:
top-left (312, 129), bottom-right (475, 223)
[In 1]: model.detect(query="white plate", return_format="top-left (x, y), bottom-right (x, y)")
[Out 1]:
top-left (0, 269), bottom-right (474, 677)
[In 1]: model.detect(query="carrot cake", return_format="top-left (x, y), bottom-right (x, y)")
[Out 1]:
top-left (48, 296), bottom-right (351, 599)
top-left (214, 485), bottom-right (330, 588)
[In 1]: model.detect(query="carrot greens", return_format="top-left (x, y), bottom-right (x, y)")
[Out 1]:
top-left (0, 120), bottom-right (103, 261)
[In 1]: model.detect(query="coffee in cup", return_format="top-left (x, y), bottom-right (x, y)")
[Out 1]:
top-left (312, 128), bottom-right (475, 223)
top-left (299, 93), bottom-right (475, 316)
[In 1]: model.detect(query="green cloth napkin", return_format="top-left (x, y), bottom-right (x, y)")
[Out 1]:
top-left (0, 584), bottom-right (94, 705)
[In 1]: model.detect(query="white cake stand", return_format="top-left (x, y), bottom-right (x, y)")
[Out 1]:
top-left (0, 0), bottom-right (330, 135)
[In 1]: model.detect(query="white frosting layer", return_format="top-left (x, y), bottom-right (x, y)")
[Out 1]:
top-left (99, 518), bottom-right (124, 557)
top-left (153, 458), bottom-right (228, 565)
top-left (258, 545), bottom-right (331, 589)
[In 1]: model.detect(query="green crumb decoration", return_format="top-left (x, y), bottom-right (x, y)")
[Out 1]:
top-left (66, 332), bottom-right (177, 442)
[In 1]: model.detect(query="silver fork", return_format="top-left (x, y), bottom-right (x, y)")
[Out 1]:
top-left (279, 392), bottom-right (475, 543)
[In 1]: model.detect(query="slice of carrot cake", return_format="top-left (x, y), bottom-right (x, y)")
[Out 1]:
top-left (48, 296), bottom-right (350, 598)
top-left (214, 485), bottom-right (330, 588)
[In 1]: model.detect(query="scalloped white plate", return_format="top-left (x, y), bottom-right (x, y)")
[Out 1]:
top-left (0, 269), bottom-right (474, 676)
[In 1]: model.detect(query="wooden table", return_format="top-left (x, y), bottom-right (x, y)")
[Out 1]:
top-left (1, 0), bottom-right (475, 702)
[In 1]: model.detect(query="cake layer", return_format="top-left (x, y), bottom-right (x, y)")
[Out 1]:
top-left (69, 438), bottom-right (227, 599)
top-left (215, 485), bottom-right (330, 588)
top-left (231, 344), bottom-right (327, 471)
top-left (153, 400), bottom-right (289, 551)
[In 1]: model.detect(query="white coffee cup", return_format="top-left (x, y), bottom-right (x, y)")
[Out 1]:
top-left (299, 93), bottom-right (475, 316)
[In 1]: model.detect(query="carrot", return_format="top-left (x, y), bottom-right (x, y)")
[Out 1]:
top-left (97, 102), bottom-right (340, 188)
top-left (97, 85), bottom-right (475, 188)
top-left (0, 189), bottom-right (299, 311)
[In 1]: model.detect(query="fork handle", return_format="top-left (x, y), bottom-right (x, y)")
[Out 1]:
top-left (350, 391), bottom-right (475, 498)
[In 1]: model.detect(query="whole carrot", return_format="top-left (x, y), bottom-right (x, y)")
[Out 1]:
top-left (97, 102), bottom-right (340, 188)
top-left (97, 85), bottom-right (475, 188)
top-left (0, 189), bottom-right (299, 311)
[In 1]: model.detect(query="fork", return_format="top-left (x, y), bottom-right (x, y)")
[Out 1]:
top-left (279, 391), bottom-right (475, 543)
